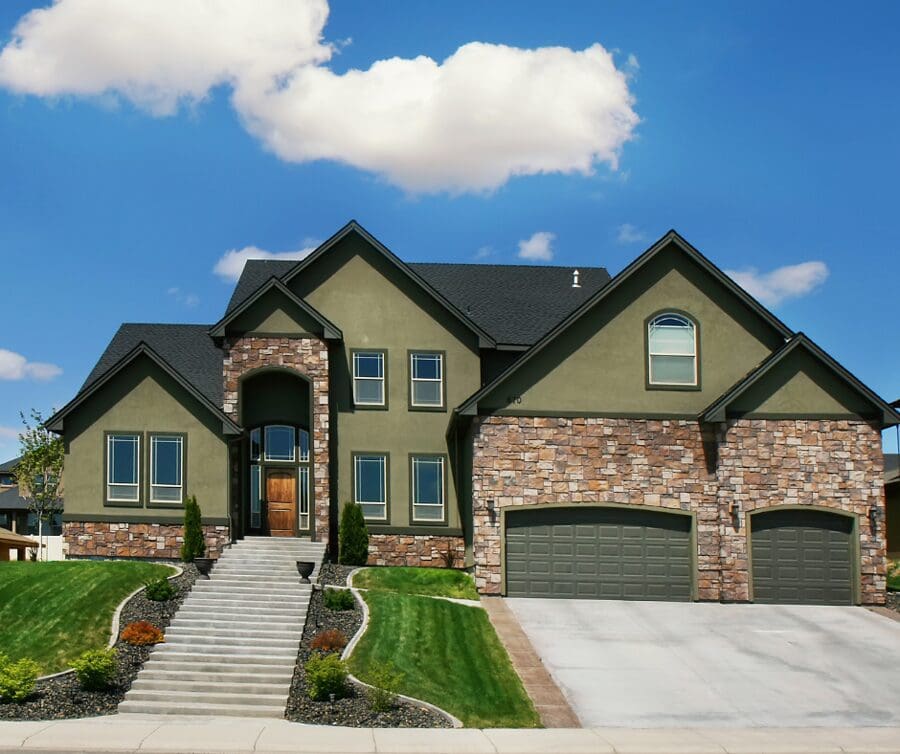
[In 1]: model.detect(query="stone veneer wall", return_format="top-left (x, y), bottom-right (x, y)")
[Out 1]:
top-left (471, 416), bottom-right (885, 603)
top-left (223, 336), bottom-right (331, 542)
top-left (64, 521), bottom-right (229, 559)
top-left (367, 533), bottom-right (466, 569)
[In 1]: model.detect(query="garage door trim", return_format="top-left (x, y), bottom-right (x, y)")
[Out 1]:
top-left (746, 504), bottom-right (861, 605)
top-left (500, 502), bottom-right (698, 600)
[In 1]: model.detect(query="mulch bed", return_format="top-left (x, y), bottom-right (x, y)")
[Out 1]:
top-left (0, 564), bottom-right (198, 721)
top-left (285, 577), bottom-right (451, 728)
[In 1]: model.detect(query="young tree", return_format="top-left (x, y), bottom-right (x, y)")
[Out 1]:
top-left (17, 409), bottom-right (64, 562)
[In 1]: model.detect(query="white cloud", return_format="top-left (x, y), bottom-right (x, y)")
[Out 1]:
top-left (0, 1), bottom-right (639, 193)
top-left (616, 223), bottom-right (646, 244)
top-left (167, 287), bottom-right (199, 307)
top-left (517, 231), bottom-right (556, 262)
top-left (0, 349), bottom-right (62, 382)
top-left (626, 53), bottom-right (640, 71)
top-left (213, 244), bottom-right (318, 282)
top-left (0, 426), bottom-right (19, 441)
top-left (474, 245), bottom-right (494, 260)
top-left (726, 261), bottom-right (829, 307)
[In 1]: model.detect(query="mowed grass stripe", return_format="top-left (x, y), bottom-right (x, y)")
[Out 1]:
top-left (350, 591), bottom-right (539, 728)
top-left (352, 566), bottom-right (479, 601)
top-left (0, 561), bottom-right (175, 673)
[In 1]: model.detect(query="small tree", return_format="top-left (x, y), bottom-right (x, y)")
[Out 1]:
top-left (17, 409), bottom-right (64, 562)
top-left (180, 495), bottom-right (205, 562)
top-left (338, 501), bottom-right (369, 565)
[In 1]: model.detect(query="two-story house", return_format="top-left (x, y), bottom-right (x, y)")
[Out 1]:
top-left (47, 222), bottom-right (898, 605)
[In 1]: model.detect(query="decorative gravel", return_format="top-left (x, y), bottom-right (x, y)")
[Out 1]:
top-left (317, 562), bottom-right (357, 588)
top-left (0, 564), bottom-right (197, 721)
top-left (886, 591), bottom-right (900, 614)
top-left (285, 587), bottom-right (451, 728)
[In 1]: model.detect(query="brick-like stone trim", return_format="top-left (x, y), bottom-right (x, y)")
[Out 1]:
top-left (64, 521), bottom-right (229, 560)
top-left (222, 337), bottom-right (330, 542)
top-left (367, 533), bottom-right (466, 569)
top-left (471, 416), bottom-right (886, 604)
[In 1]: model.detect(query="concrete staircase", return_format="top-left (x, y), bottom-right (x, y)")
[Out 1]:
top-left (119, 536), bottom-right (326, 718)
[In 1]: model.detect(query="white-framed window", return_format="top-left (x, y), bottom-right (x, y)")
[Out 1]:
top-left (354, 454), bottom-right (387, 521)
top-left (298, 429), bottom-right (310, 463)
top-left (298, 466), bottom-right (310, 530)
top-left (411, 455), bottom-right (445, 522)
top-left (410, 352), bottom-right (444, 408)
top-left (353, 351), bottom-right (385, 406)
top-left (107, 434), bottom-right (140, 502)
top-left (648, 313), bottom-right (697, 386)
top-left (250, 428), bottom-right (261, 461)
top-left (264, 425), bottom-right (295, 462)
top-left (150, 435), bottom-right (183, 504)
top-left (250, 464), bottom-right (262, 529)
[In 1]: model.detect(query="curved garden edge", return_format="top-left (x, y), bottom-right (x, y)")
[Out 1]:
top-left (34, 562), bottom-right (183, 683)
top-left (338, 568), bottom-right (464, 729)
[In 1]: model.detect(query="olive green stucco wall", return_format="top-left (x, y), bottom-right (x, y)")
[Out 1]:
top-left (290, 234), bottom-right (481, 532)
top-left (728, 348), bottom-right (874, 417)
top-left (62, 357), bottom-right (229, 521)
top-left (229, 288), bottom-right (318, 337)
top-left (479, 245), bottom-right (786, 415)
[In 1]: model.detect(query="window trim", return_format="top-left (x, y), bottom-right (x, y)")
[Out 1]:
top-left (263, 424), bottom-right (297, 463)
top-left (409, 453), bottom-right (448, 526)
top-left (351, 349), bottom-right (389, 410)
top-left (351, 451), bottom-right (390, 523)
top-left (644, 309), bottom-right (702, 392)
top-left (147, 432), bottom-right (187, 507)
top-left (104, 431), bottom-right (142, 507)
top-left (407, 350), bottom-right (447, 412)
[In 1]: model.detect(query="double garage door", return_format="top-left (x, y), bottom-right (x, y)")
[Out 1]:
top-left (504, 506), bottom-right (855, 604)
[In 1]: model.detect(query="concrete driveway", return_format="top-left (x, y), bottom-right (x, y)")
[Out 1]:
top-left (506, 598), bottom-right (900, 728)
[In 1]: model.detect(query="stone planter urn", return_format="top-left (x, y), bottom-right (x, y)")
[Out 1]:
top-left (296, 560), bottom-right (315, 584)
top-left (194, 557), bottom-right (215, 579)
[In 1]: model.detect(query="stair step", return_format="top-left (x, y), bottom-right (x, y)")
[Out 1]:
top-left (154, 645), bottom-right (297, 660)
top-left (170, 617), bottom-right (303, 630)
top-left (143, 659), bottom-right (296, 674)
top-left (175, 611), bottom-right (306, 624)
top-left (138, 669), bottom-right (292, 684)
top-left (118, 700), bottom-right (285, 717)
top-left (131, 678), bottom-right (291, 695)
top-left (164, 630), bottom-right (301, 645)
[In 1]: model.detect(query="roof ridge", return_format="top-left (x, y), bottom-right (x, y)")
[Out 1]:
top-left (118, 322), bottom-right (215, 328)
top-left (410, 261), bottom-right (608, 271)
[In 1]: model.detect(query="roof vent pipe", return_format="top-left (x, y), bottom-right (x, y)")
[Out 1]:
top-left (572, 269), bottom-right (581, 288)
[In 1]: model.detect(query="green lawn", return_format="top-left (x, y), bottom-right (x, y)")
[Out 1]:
top-left (889, 559), bottom-right (900, 591)
top-left (349, 591), bottom-right (539, 728)
top-left (0, 560), bottom-right (175, 674)
top-left (352, 566), bottom-right (479, 601)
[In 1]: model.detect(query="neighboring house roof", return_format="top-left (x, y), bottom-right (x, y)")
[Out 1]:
top-left (0, 485), bottom-right (28, 511)
top-left (210, 277), bottom-right (343, 340)
top-left (227, 257), bottom-right (610, 347)
top-left (886, 454), bottom-right (900, 485)
top-left (0, 526), bottom-right (37, 548)
top-left (456, 230), bottom-right (795, 416)
top-left (47, 337), bottom-right (241, 436)
top-left (0, 456), bottom-right (20, 473)
top-left (701, 334), bottom-right (900, 426)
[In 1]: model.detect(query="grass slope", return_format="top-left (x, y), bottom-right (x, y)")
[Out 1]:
top-left (350, 591), bottom-right (539, 728)
top-left (0, 561), bottom-right (175, 673)
top-left (889, 559), bottom-right (899, 591)
top-left (353, 566), bottom-right (479, 600)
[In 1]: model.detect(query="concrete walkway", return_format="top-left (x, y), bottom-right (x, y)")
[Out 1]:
top-left (1, 716), bottom-right (899, 753)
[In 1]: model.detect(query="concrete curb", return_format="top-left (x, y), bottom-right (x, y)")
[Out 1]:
top-left (35, 562), bottom-right (182, 682)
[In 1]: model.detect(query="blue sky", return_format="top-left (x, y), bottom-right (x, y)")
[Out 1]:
top-left (0, 0), bottom-right (898, 462)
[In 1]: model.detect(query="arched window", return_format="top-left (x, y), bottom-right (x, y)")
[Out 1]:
top-left (648, 313), bottom-right (697, 386)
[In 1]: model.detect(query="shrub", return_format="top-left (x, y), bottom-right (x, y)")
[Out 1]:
top-left (304, 653), bottom-right (348, 701)
top-left (310, 629), bottom-right (348, 653)
top-left (323, 588), bottom-right (355, 611)
top-left (72, 648), bottom-right (117, 691)
top-left (180, 495), bottom-right (205, 562)
top-left (0, 653), bottom-right (40, 703)
top-left (144, 577), bottom-right (176, 602)
top-left (338, 501), bottom-right (369, 566)
top-left (120, 621), bottom-right (165, 646)
top-left (364, 660), bottom-right (404, 713)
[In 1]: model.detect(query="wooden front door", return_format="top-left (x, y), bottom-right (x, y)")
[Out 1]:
top-left (266, 470), bottom-right (296, 537)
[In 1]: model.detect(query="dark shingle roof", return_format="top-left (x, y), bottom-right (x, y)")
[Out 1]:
top-left (0, 485), bottom-right (28, 511)
top-left (886, 453), bottom-right (899, 483)
top-left (227, 259), bottom-right (610, 346)
top-left (0, 456), bottom-right (20, 473)
top-left (81, 324), bottom-right (223, 406)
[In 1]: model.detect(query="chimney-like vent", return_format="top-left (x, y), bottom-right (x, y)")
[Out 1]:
top-left (572, 269), bottom-right (581, 288)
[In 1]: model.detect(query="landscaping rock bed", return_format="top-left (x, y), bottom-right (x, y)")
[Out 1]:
top-left (886, 591), bottom-right (899, 615)
top-left (285, 587), bottom-right (451, 728)
top-left (0, 564), bottom-right (197, 721)
top-left (317, 562), bottom-right (357, 588)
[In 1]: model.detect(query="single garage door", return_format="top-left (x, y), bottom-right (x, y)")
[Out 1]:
top-left (750, 509), bottom-right (854, 605)
top-left (505, 506), bottom-right (693, 600)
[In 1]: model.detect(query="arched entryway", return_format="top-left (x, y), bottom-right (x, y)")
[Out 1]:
top-left (239, 368), bottom-right (312, 538)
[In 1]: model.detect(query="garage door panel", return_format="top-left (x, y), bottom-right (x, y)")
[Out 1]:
top-left (751, 509), bottom-right (853, 605)
top-left (505, 506), bottom-right (692, 601)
